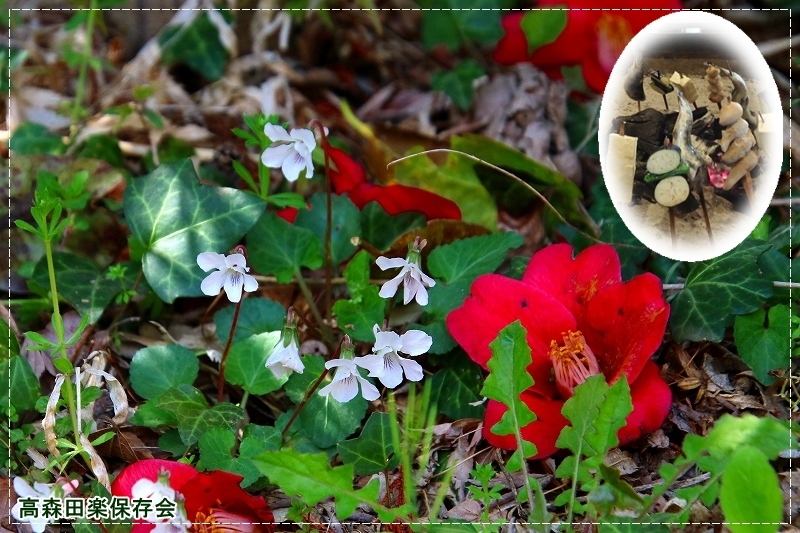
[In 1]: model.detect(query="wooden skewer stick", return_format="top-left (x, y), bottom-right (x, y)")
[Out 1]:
top-left (662, 93), bottom-right (668, 110)
top-left (743, 170), bottom-right (755, 207)
top-left (669, 207), bottom-right (677, 252)
top-left (697, 185), bottom-right (715, 247)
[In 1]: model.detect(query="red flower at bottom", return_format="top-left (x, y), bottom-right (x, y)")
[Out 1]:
top-left (446, 244), bottom-right (671, 459)
top-left (112, 459), bottom-right (274, 533)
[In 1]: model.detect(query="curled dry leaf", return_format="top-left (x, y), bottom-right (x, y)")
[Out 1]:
top-left (79, 433), bottom-right (110, 491)
top-left (83, 364), bottom-right (130, 425)
top-left (43, 374), bottom-right (64, 457)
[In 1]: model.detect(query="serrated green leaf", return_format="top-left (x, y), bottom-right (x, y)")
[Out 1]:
top-left (1, 356), bottom-right (41, 411)
top-left (337, 412), bottom-right (399, 475)
top-left (720, 446), bottom-right (782, 533)
top-left (252, 448), bottom-right (387, 521)
top-left (429, 357), bottom-right (485, 420)
top-left (734, 305), bottom-right (790, 385)
top-left (214, 298), bottom-right (286, 344)
top-left (159, 12), bottom-right (229, 81)
top-left (520, 10), bottom-right (567, 53)
top-left (129, 345), bottom-right (199, 400)
top-left (481, 322), bottom-right (536, 459)
top-left (123, 159), bottom-right (264, 302)
top-left (556, 375), bottom-right (632, 460)
top-left (669, 239), bottom-right (773, 342)
top-left (242, 424), bottom-right (282, 451)
top-left (31, 252), bottom-right (137, 324)
top-left (360, 202), bottom-right (425, 252)
top-left (295, 193), bottom-right (362, 265)
top-left (246, 211), bottom-right (323, 283)
top-left (225, 332), bottom-right (285, 395)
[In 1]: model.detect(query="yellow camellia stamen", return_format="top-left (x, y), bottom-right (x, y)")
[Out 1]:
top-left (193, 510), bottom-right (261, 533)
top-left (548, 330), bottom-right (600, 398)
top-left (595, 13), bottom-right (633, 73)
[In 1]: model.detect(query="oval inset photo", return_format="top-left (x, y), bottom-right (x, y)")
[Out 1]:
top-left (598, 11), bottom-right (782, 262)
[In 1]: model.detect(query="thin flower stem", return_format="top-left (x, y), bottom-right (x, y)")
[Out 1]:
top-left (70, 0), bottom-right (98, 133)
top-left (293, 268), bottom-right (330, 344)
top-left (280, 338), bottom-right (344, 440)
top-left (217, 298), bottom-right (242, 403)
top-left (309, 119), bottom-right (334, 323)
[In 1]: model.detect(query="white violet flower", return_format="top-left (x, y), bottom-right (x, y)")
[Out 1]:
top-left (319, 337), bottom-right (380, 402)
top-left (261, 124), bottom-right (317, 182)
top-left (319, 358), bottom-right (380, 403)
top-left (197, 252), bottom-right (258, 303)
top-left (354, 325), bottom-right (432, 389)
top-left (266, 320), bottom-right (304, 379)
top-left (11, 477), bottom-right (80, 533)
top-left (376, 237), bottom-right (435, 306)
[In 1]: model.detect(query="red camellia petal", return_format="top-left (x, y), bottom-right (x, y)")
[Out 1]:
top-left (522, 244), bottom-right (621, 324)
top-left (326, 145), bottom-right (367, 194)
top-left (179, 470), bottom-right (275, 526)
top-left (111, 459), bottom-right (198, 499)
top-left (585, 272), bottom-right (669, 384)
top-left (449, 242), bottom-right (671, 459)
top-left (493, 1), bottom-right (682, 93)
top-left (484, 395), bottom-right (568, 460)
top-left (446, 274), bottom-right (576, 399)
top-left (617, 360), bottom-right (672, 444)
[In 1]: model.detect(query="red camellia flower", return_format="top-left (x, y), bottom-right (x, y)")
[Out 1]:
top-left (446, 243), bottom-right (671, 459)
top-left (278, 145), bottom-right (461, 223)
top-left (112, 459), bottom-right (275, 533)
top-left (493, 1), bottom-right (682, 93)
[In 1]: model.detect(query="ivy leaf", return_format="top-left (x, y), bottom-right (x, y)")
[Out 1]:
top-left (225, 332), bottom-right (286, 395)
top-left (159, 11), bottom-right (229, 81)
top-left (213, 297), bottom-right (286, 344)
top-left (295, 193), bottom-right (362, 265)
top-left (360, 202), bottom-right (425, 252)
top-left (431, 60), bottom-right (485, 111)
top-left (337, 412), bottom-right (399, 475)
top-left (720, 446), bottom-right (783, 533)
top-left (2, 356), bottom-right (41, 411)
top-left (123, 159), bottom-right (264, 303)
top-left (284, 355), bottom-right (368, 449)
top-left (252, 448), bottom-right (390, 522)
top-left (520, 10), bottom-right (568, 53)
top-left (198, 427), bottom-right (263, 487)
top-left (734, 304), bottom-right (791, 385)
top-left (429, 354), bottom-right (485, 420)
top-left (31, 252), bottom-right (137, 324)
top-left (129, 345), bottom-right (199, 401)
top-left (482, 322), bottom-right (537, 462)
top-left (332, 251), bottom-right (386, 342)
top-left (419, 0), bottom-right (503, 51)
top-left (426, 231), bottom-right (524, 319)
top-left (246, 212), bottom-right (323, 283)
top-left (669, 239), bottom-right (773, 342)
